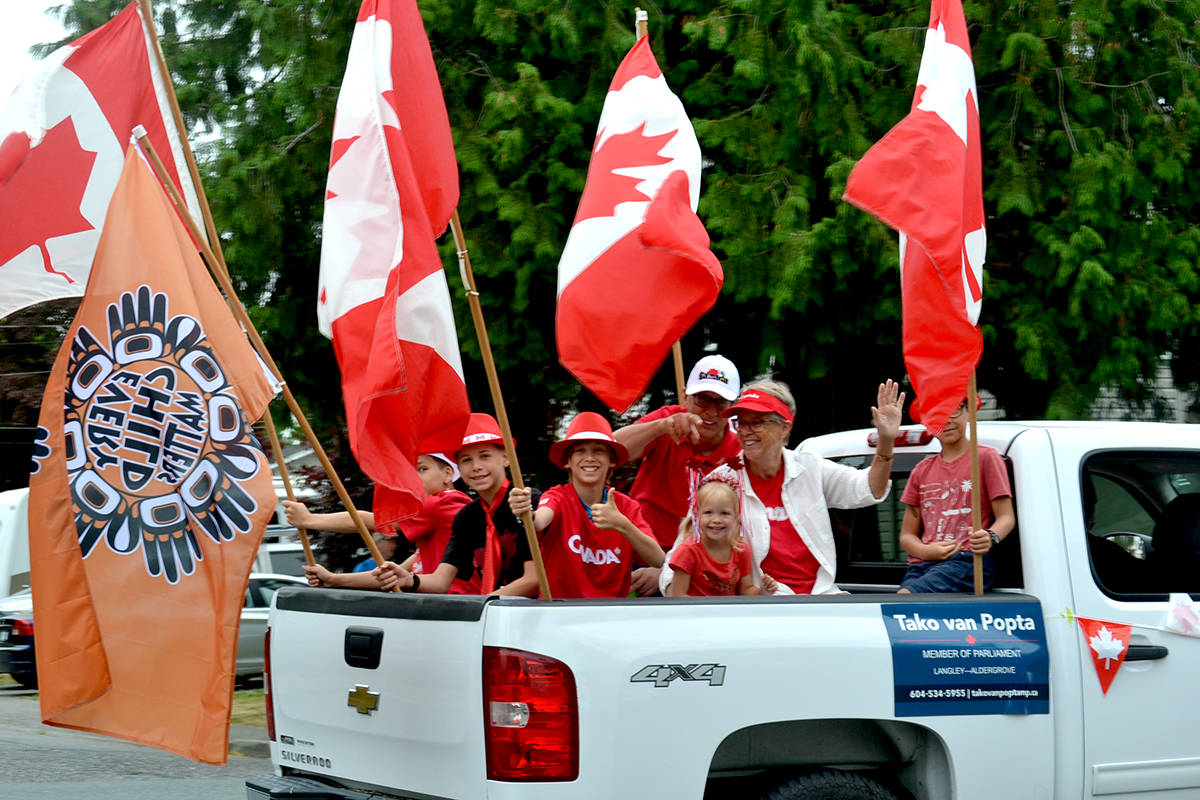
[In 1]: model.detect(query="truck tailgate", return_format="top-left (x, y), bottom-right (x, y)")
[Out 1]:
top-left (268, 587), bottom-right (493, 799)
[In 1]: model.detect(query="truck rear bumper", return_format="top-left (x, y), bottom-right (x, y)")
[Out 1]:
top-left (246, 774), bottom-right (455, 800)
top-left (246, 774), bottom-right (377, 800)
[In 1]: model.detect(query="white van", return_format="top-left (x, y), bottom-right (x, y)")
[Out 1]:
top-left (0, 489), bottom-right (30, 596)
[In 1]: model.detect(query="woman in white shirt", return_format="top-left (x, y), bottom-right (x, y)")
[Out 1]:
top-left (662, 378), bottom-right (903, 594)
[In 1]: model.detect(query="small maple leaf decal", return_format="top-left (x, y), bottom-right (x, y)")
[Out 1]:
top-left (1089, 626), bottom-right (1126, 668)
top-left (574, 123), bottom-right (677, 224)
top-left (965, 634), bottom-right (976, 645)
top-left (0, 117), bottom-right (97, 280)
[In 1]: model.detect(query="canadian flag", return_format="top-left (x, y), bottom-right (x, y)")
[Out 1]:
top-left (0, 2), bottom-right (201, 320)
top-left (1076, 616), bottom-right (1132, 695)
top-left (320, 0), bottom-right (469, 523)
top-left (842, 0), bottom-right (984, 434)
top-left (557, 36), bottom-right (722, 413)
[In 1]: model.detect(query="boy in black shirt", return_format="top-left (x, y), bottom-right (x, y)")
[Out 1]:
top-left (376, 413), bottom-right (539, 596)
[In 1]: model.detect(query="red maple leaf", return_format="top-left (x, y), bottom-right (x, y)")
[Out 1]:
top-left (965, 634), bottom-right (976, 645)
top-left (0, 117), bottom-right (98, 280)
top-left (330, 134), bottom-right (360, 168)
top-left (574, 123), bottom-right (677, 224)
top-left (325, 135), bottom-right (361, 201)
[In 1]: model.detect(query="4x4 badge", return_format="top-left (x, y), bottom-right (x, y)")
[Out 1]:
top-left (347, 684), bottom-right (380, 714)
top-left (631, 663), bottom-right (726, 687)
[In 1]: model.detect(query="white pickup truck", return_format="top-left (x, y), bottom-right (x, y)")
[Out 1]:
top-left (246, 421), bottom-right (1200, 800)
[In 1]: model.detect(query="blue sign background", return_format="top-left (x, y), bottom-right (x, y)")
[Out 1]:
top-left (881, 600), bottom-right (1050, 717)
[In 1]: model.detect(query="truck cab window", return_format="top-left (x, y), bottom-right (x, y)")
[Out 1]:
top-left (1083, 452), bottom-right (1200, 599)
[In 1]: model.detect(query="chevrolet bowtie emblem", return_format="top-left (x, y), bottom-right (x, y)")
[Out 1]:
top-left (347, 684), bottom-right (380, 715)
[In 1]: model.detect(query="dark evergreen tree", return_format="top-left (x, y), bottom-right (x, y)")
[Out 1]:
top-left (6, 0), bottom-right (1199, 496)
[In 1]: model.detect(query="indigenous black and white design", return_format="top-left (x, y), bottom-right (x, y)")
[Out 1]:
top-left (33, 285), bottom-right (268, 583)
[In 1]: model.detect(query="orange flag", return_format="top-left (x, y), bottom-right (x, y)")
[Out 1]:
top-left (27, 145), bottom-right (276, 764)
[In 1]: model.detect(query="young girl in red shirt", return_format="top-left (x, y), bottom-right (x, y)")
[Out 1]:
top-left (666, 473), bottom-right (777, 597)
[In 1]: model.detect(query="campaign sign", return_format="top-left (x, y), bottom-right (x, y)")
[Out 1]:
top-left (882, 601), bottom-right (1049, 717)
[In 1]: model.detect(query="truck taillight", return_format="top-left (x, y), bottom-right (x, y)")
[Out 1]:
top-left (264, 627), bottom-right (276, 742)
top-left (483, 646), bottom-right (578, 782)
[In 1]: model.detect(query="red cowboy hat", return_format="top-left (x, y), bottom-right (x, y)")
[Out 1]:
top-left (548, 411), bottom-right (630, 469)
top-left (454, 413), bottom-right (508, 460)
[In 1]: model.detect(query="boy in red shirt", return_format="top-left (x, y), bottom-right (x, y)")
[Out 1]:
top-left (509, 412), bottom-right (664, 599)
top-left (898, 401), bottom-right (1016, 593)
top-left (393, 453), bottom-right (471, 584)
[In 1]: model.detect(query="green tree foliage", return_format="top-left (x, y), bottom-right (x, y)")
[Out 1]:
top-left (13, 0), bottom-right (1200, 500)
top-left (976, 1), bottom-right (1200, 418)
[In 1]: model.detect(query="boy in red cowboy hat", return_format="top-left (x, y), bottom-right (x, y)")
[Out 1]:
top-left (508, 411), bottom-right (664, 599)
top-left (376, 413), bottom-right (541, 596)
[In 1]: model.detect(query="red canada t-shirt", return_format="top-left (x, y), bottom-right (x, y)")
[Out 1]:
top-left (627, 405), bottom-right (742, 548)
top-left (899, 446), bottom-right (1012, 563)
top-left (397, 489), bottom-right (471, 573)
top-left (748, 468), bottom-right (821, 594)
top-left (670, 538), bottom-right (754, 596)
top-left (537, 484), bottom-right (652, 599)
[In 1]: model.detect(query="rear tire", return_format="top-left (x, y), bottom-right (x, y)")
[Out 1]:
top-left (764, 769), bottom-right (899, 800)
top-left (12, 671), bottom-right (37, 690)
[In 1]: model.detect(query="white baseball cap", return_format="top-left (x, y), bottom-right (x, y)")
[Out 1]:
top-left (685, 355), bottom-right (740, 401)
top-left (425, 452), bottom-right (461, 482)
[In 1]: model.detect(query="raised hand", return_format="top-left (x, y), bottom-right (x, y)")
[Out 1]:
top-left (870, 379), bottom-right (905, 444)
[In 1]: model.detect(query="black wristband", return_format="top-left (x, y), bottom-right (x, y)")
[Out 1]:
top-left (405, 573), bottom-right (421, 593)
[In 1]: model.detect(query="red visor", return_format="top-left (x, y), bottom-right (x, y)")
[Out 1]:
top-left (723, 390), bottom-right (795, 424)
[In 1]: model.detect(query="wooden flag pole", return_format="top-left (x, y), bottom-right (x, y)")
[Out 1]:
top-left (450, 211), bottom-right (553, 600)
top-left (133, 130), bottom-right (388, 573)
top-left (968, 371), bottom-right (983, 595)
top-left (634, 8), bottom-right (687, 402)
top-left (135, 0), bottom-right (379, 571)
top-left (260, 414), bottom-right (316, 566)
top-left (672, 342), bottom-right (687, 401)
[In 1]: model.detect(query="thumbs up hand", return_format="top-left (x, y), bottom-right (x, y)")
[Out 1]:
top-left (590, 488), bottom-right (628, 531)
